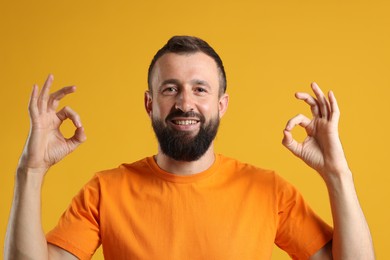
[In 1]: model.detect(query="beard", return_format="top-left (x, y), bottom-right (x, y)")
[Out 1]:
top-left (152, 110), bottom-right (220, 162)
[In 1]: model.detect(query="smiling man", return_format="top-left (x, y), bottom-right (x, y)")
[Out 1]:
top-left (5, 36), bottom-right (374, 260)
top-left (147, 51), bottom-right (228, 170)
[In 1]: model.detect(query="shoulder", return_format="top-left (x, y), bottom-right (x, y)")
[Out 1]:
top-left (86, 157), bottom-right (154, 188)
top-left (218, 154), bottom-right (275, 176)
top-left (217, 154), bottom-right (287, 187)
top-left (217, 154), bottom-right (299, 192)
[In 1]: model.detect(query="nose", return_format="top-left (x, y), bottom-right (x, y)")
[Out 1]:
top-left (175, 89), bottom-right (194, 112)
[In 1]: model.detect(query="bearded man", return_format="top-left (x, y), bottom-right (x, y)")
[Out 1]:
top-left (5, 36), bottom-right (374, 260)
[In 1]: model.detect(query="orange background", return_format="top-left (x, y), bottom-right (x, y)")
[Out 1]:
top-left (1, 1), bottom-right (389, 259)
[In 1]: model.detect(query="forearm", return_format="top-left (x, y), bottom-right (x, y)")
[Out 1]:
top-left (326, 171), bottom-right (375, 260)
top-left (4, 168), bottom-right (49, 260)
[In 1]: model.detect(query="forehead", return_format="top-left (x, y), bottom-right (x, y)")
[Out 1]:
top-left (151, 52), bottom-right (220, 89)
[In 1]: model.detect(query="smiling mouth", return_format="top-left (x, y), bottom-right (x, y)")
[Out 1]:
top-left (172, 120), bottom-right (199, 125)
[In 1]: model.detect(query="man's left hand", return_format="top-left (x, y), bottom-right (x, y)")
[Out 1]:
top-left (282, 82), bottom-right (351, 182)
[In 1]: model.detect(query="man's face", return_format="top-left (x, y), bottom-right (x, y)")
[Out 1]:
top-left (145, 52), bottom-right (229, 161)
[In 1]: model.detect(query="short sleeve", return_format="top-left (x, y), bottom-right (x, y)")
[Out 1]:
top-left (46, 175), bottom-right (101, 260)
top-left (274, 175), bottom-right (333, 260)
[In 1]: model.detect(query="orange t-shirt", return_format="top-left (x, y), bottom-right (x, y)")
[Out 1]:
top-left (46, 155), bottom-right (332, 260)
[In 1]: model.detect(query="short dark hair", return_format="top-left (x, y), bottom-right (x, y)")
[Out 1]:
top-left (148, 36), bottom-right (227, 96)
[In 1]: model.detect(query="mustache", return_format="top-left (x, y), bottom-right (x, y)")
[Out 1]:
top-left (165, 109), bottom-right (205, 123)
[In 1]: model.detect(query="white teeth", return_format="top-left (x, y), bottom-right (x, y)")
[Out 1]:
top-left (174, 120), bottom-right (198, 125)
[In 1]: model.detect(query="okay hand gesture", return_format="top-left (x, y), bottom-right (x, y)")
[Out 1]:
top-left (282, 83), bottom-right (350, 182)
top-left (18, 74), bottom-right (86, 175)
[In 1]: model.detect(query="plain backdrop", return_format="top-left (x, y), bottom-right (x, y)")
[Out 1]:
top-left (1, 0), bottom-right (389, 259)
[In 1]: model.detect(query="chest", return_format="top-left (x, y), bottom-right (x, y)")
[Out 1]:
top-left (99, 180), bottom-right (278, 259)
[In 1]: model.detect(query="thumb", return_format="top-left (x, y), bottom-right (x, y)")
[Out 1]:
top-left (282, 129), bottom-right (300, 157)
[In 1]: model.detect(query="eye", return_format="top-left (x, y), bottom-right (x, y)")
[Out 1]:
top-left (162, 86), bottom-right (178, 95)
top-left (196, 87), bottom-right (206, 92)
top-left (192, 80), bottom-right (210, 95)
top-left (195, 87), bottom-right (209, 96)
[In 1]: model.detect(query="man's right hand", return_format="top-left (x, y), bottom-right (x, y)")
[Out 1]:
top-left (18, 74), bottom-right (86, 176)
top-left (4, 74), bottom-right (85, 259)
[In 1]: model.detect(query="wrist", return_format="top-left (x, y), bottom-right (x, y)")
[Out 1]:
top-left (15, 166), bottom-right (47, 189)
top-left (322, 168), bottom-right (354, 191)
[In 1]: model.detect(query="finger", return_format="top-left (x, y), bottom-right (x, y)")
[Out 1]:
top-left (311, 82), bottom-right (330, 119)
top-left (328, 90), bottom-right (340, 122)
top-left (284, 114), bottom-right (311, 132)
top-left (57, 106), bottom-right (83, 128)
top-left (38, 74), bottom-right (54, 112)
top-left (66, 126), bottom-right (87, 151)
top-left (295, 92), bottom-right (320, 117)
top-left (48, 86), bottom-right (76, 111)
top-left (28, 84), bottom-right (39, 117)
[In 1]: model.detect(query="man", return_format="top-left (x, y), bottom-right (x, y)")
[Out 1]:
top-left (5, 36), bottom-right (374, 259)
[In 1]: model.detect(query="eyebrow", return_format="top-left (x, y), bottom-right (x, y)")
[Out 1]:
top-left (160, 79), bottom-right (180, 87)
top-left (159, 79), bottom-right (211, 88)
top-left (190, 79), bottom-right (210, 88)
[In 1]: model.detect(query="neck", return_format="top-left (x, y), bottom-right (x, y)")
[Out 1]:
top-left (155, 144), bottom-right (216, 175)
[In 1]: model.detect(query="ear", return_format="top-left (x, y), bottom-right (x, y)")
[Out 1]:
top-left (218, 93), bottom-right (229, 118)
top-left (144, 91), bottom-right (153, 118)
